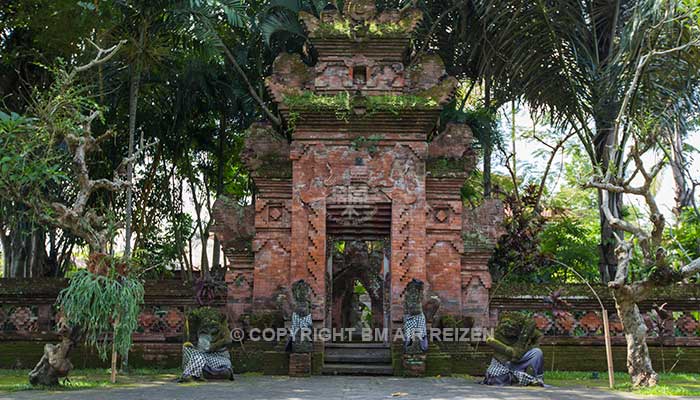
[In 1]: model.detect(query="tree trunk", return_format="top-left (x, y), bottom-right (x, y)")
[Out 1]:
top-left (598, 189), bottom-right (622, 283)
top-left (124, 61), bottom-right (142, 260)
top-left (211, 112), bottom-right (227, 273)
top-left (670, 122), bottom-right (692, 217)
top-left (594, 114), bottom-right (622, 284)
top-left (0, 226), bottom-right (10, 278)
top-left (482, 78), bottom-right (492, 198)
top-left (29, 321), bottom-right (80, 386)
top-left (124, 22), bottom-right (145, 260)
top-left (3, 216), bottom-right (47, 278)
top-left (614, 289), bottom-right (658, 387)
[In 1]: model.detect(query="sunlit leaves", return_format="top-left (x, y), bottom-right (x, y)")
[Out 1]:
top-left (58, 269), bottom-right (144, 359)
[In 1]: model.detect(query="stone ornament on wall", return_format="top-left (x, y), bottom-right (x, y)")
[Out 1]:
top-left (523, 309), bottom-right (700, 338)
top-left (136, 306), bottom-right (186, 336)
top-left (299, 2), bottom-right (422, 39)
top-left (240, 122), bottom-right (291, 178)
top-left (1, 306), bottom-right (38, 333)
top-left (427, 122), bottom-right (476, 177)
top-left (344, 0), bottom-right (376, 21)
top-left (211, 196), bottom-right (255, 257)
top-left (462, 200), bottom-right (506, 251)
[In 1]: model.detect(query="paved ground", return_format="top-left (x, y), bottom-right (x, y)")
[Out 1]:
top-left (0, 376), bottom-right (696, 400)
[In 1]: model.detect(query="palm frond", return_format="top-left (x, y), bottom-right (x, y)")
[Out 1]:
top-left (260, 10), bottom-right (306, 45)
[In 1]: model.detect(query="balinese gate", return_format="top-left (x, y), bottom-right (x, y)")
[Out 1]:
top-left (211, 0), bottom-right (505, 374)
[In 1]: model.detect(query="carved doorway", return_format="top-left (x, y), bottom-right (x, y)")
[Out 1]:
top-left (326, 240), bottom-right (390, 336)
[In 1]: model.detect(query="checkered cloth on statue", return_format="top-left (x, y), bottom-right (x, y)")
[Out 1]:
top-left (182, 334), bottom-right (232, 379)
top-left (290, 312), bottom-right (313, 341)
top-left (484, 348), bottom-right (545, 386)
top-left (403, 312), bottom-right (428, 351)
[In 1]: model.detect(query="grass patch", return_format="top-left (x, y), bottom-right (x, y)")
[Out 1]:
top-left (0, 368), bottom-right (180, 393)
top-left (545, 371), bottom-right (700, 396)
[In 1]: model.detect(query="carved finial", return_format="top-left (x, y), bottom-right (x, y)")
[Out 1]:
top-left (343, 0), bottom-right (376, 22)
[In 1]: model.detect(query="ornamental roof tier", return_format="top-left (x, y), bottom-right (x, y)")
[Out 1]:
top-left (265, 0), bottom-right (458, 129)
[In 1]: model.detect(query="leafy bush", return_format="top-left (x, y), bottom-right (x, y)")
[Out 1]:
top-left (57, 269), bottom-right (144, 360)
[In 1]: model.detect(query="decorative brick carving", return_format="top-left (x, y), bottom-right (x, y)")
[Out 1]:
top-left (554, 310), bottom-right (577, 335)
top-left (211, 196), bottom-right (254, 258)
top-left (462, 200), bottom-right (506, 251)
top-left (677, 312), bottom-right (700, 336)
top-left (7, 306), bottom-right (36, 332)
top-left (240, 122), bottom-right (291, 178)
top-left (427, 122), bottom-right (477, 177)
top-left (579, 311), bottom-right (603, 334)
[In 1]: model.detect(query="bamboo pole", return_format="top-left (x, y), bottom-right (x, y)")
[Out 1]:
top-left (110, 316), bottom-right (119, 384)
top-left (602, 309), bottom-right (615, 388)
top-left (551, 260), bottom-right (615, 389)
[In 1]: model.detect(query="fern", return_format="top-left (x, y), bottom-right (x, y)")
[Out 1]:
top-left (57, 269), bottom-right (144, 360)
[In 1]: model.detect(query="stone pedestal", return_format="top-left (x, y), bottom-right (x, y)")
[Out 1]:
top-left (289, 353), bottom-right (311, 377)
top-left (402, 354), bottom-right (426, 377)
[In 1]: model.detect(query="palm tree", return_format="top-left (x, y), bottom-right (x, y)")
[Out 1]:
top-left (465, 0), bottom-right (700, 386)
top-left (465, 0), bottom-right (700, 284)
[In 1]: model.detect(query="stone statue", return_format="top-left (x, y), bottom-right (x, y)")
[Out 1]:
top-left (179, 307), bottom-right (234, 382)
top-left (403, 279), bottom-right (428, 354)
top-left (29, 317), bottom-right (81, 386)
top-left (278, 280), bottom-right (314, 353)
top-left (483, 312), bottom-right (545, 386)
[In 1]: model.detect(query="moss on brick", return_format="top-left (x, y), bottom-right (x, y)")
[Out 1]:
top-left (426, 158), bottom-right (469, 177)
top-left (426, 353), bottom-right (452, 376)
top-left (263, 351), bottom-right (289, 375)
top-left (283, 92), bottom-right (440, 122)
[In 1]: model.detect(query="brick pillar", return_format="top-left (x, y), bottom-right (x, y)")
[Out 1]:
top-left (224, 251), bottom-right (254, 323)
top-left (425, 177), bottom-right (467, 315)
top-left (460, 199), bottom-right (505, 328)
top-left (251, 180), bottom-right (292, 311)
top-left (460, 251), bottom-right (493, 328)
top-left (289, 353), bottom-right (311, 377)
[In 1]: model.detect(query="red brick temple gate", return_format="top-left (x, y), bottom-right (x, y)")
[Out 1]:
top-left (211, 0), bottom-right (504, 375)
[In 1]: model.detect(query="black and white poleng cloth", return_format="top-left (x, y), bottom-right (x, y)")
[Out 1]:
top-left (403, 312), bottom-right (427, 342)
top-left (290, 312), bottom-right (313, 341)
top-left (182, 346), bottom-right (231, 378)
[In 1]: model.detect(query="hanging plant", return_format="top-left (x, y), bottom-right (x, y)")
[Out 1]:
top-left (57, 266), bottom-right (144, 361)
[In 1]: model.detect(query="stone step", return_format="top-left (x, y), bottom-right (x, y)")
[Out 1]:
top-left (321, 363), bottom-right (393, 376)
top-left (324, 350), bottom-right (391, 364)
top-left (324, 342), bottom-right (389, 349)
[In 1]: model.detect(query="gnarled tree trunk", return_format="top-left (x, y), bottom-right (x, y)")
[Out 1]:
top-left (29, 320), bottom-right (80, 386)
top-left (614, 289), bottom-right (658, 387)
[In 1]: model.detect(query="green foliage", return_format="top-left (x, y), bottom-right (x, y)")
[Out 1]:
top-left (441, 105), bottom-right (501, 152)
top-left (351, 134), bottom-right (383, 153)
top-left (315, 20), bottom-right (407, 38)
top-left (131, 212), bottom-right (194, 279)
top-left (57, 269), bottom-right (144, 360)
top-left (0, 109), bottom-right (69, 209)
top-left (489, 185), bottom-right (549, 283)
top-left (668, 208), bottom-right (700, 266)
top-left (247, 311), bottom-right (284, 330)
top-left (283, 91), bottom-right (440, 121)
top-left (365, 95), bottom-right (438, 114)
top-left (187, 306), bottom-right (225, 340)
top-left (283, 91), bottom-right (352, 120)
top-left (315, 19), bottom-right (354, 37)
top-left (539, 216), bottom-right (600, 282)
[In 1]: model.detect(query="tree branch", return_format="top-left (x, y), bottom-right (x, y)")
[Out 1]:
top-left (72, 40), bottom-right (127, 76)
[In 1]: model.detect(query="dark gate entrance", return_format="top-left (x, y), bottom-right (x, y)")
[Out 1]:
top-left (323, 203), bottom-right (393, 375)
